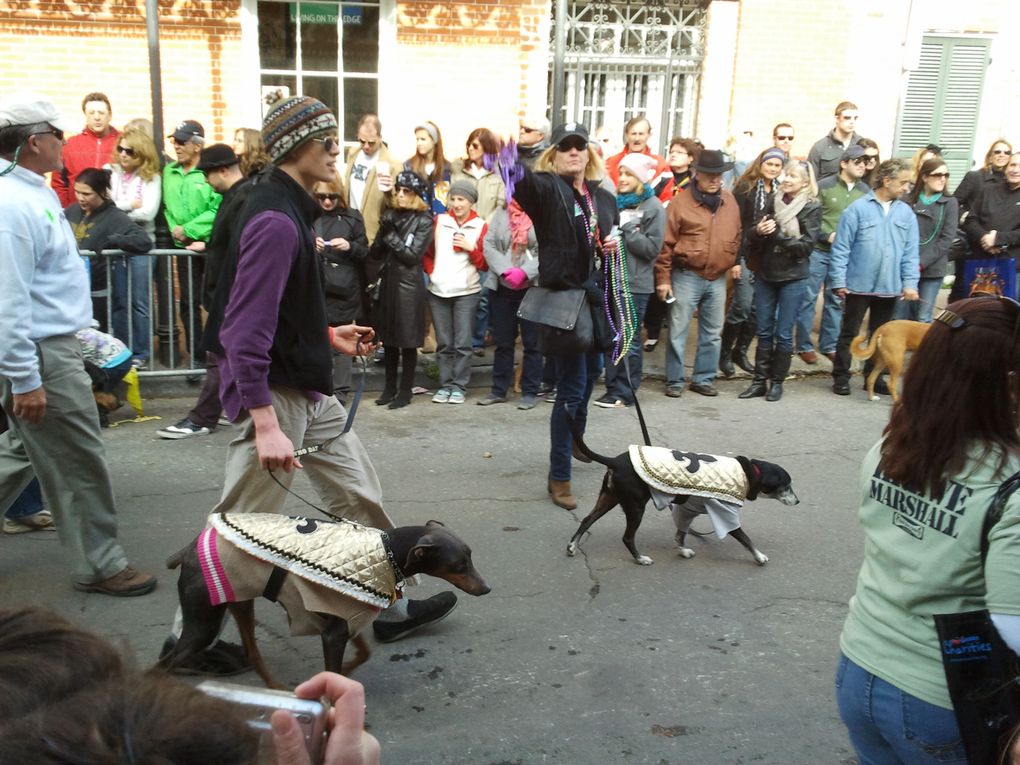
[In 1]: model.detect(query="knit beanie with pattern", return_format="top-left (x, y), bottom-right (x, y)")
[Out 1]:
top-left (262, 96), bottom-right (337, 165)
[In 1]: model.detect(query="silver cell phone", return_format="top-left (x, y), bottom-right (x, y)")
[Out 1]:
top-left (665, 293), bottom-right (677, 304)
top-left (198, 680), bottom-right (328, 764)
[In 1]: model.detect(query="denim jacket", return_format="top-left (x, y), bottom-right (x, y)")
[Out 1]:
top-left (830, 193), bottom-right (920, 297)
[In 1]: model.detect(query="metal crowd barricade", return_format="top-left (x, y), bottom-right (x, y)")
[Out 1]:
top-left (87, 248), bottom-right (208, 379)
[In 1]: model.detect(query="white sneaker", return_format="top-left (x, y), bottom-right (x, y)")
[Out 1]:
top-left (156, 418), bottom-right (211, 439)
top-left (431, 388), bottom-right (451, 404)
top-left (448, 390), bottom-right (466, 404)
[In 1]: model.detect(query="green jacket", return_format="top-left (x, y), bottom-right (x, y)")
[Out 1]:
top-left (816, 174), bottom-right (870, 252)
top-left (162, 162), bottom-right (221, 244)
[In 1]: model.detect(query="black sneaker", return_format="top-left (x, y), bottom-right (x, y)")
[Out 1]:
top-left (593, 394), bottom-right (627, 409)
top-left (372, 592), bottom-right (458, 643)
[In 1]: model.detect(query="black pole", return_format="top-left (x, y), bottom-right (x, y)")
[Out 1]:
top-left (146, 0), bottom-right (164, 145)
top-left (551, 0), bottom-right (568, 125)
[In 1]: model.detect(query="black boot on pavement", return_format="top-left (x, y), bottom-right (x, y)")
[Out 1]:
top-left (739, 342), bottom-right (772, 399)
top-left (732, 321), bottom-right (756, 374)
top-left (766, 350), bottom-right (792, 402)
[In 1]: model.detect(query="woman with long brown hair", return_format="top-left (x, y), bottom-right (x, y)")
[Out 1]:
top-left (231, 127), bottom-right (271, 177)
top-left (837, 296), bottom-right (1020, 764)
top-left (404, 120), bottom-right (451, 214)
top-left (895, 157), bottom-right (957, 323)
top-left (718, 147), bottom-right (785, 377)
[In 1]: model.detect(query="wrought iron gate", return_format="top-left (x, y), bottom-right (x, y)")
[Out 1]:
top-left (550, 0), bottom-right (707, 154)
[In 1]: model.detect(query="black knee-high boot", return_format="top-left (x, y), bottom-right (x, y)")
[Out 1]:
top-left (738, 341), bottom-right (772, 399)
top-left (732, 321), bottom-right (756, 374)
top-left (388, 348), bottom-right (417, 409)
top-left (376, 345), bottom-right (398, 405)
top-left (718, 322), bottom-right (739, 378)
top-left (766, 350), bottom-right (792, 402)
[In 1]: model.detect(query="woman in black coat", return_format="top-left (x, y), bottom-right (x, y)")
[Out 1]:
top-left (739, 160), bottom-right (822, 402)
top-left (368, 171), bottom-right (433, 409)
top-left (313, 177), bottom-right (369, 404)
top-left (512, 123), bottom-right (618, 511)
top-left (64, 167), bottom-right (153, 334)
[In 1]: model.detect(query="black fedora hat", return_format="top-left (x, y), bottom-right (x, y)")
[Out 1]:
top-left (692, 149), bottom-right (734, 174)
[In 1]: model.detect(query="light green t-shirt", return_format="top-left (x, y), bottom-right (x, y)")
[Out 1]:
top-left (840, 439), bottom-right (1020, 708)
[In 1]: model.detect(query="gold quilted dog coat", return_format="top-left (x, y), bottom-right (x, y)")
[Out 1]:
top-left (198, 513), bottom-right (400, 637)
top-left (628, 446), bottom-right (748, 503)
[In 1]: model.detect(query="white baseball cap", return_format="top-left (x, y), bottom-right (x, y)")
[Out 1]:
top-left (0, 93), bottom-right (72, 133)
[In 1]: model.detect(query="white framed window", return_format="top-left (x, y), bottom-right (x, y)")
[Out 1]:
top-left (255, 0), bottom-right (381, 143)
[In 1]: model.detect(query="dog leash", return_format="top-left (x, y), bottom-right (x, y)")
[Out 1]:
top-left (266, 354), bottom-right (370, 520)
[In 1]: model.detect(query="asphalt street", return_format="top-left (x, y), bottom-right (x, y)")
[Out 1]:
top-left (0, 364), bottom-right (890, 765)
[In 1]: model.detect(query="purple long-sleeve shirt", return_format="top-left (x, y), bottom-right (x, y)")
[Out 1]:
top-left (217, 210), bottom-right (323, 421)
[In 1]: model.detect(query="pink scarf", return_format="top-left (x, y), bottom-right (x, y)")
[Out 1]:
top-left (508, 199), bottom-right (533, 259)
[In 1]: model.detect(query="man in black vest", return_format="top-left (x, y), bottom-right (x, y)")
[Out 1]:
top-left (169, 97), bottom-right (457, 668)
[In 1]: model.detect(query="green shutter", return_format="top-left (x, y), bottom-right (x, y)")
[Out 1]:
top-left (895, 36), bottom-right (990, 180)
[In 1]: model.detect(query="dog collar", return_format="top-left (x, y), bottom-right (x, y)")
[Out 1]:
top-left (379, 531), bottom-right (406, 598)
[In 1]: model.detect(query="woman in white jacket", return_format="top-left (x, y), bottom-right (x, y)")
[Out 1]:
top-left (107, 128), bottom-right (160, 365)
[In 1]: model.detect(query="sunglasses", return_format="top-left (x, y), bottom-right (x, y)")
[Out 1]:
top-left (927, 172), bottom-right (950, 178)
top-left (358, 138), bottom-right (377, 147)
top-left (850, 157), bottom-right (868, 165)
top-left (992, 149), bottom-right (1012, 155)
top-left (117, 145), bottom-right (137, 157)
top-left (315, 193), bottom-right (340, 202)
top-left (34, 128), bottom-right (64, 141)
top-left (312, 136), bottom-right (339, 152)
top-left (864, 155), bottom-right (879, 163)
top-left (556, 138), bottom-right (588, 153)
top-left (775, 135), bottom-right (794, 141)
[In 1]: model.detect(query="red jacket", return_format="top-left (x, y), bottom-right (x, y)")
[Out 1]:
top-left (604, 147), bottom-right (674, 204)
top-left (52, 126), bottom-right (121, 207)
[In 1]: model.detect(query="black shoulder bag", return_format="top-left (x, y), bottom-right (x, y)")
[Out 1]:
top-left (934, 470), bottom-right (1020, 765)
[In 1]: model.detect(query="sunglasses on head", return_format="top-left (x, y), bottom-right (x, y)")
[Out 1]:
top-left (312, 136), bottom-right (339, 152)
top-left (315, 193), bottom-right (340, 202)
top-left (556, 137), bottom-right (587, 153)
top-left (117, 145), bottom-right (137, 157)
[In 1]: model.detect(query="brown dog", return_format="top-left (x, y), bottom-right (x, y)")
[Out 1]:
top-left (158, 515), bottom-right (489, 688)
top-left (851, 320), bottom-right (930, 402)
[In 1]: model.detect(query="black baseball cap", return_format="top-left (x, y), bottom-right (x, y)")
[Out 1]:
top-left (197, 143), bottom-right (239, 172)
top-left (550, 122), bottom-right (589, 148)
top-left (169, 120), bottom-right (204, 144)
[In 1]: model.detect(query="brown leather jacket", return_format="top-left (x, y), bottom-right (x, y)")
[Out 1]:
top-left (655, 189), bottom-right (742, 284)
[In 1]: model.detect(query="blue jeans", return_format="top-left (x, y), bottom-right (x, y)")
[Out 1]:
top-left (428, 291), bottom-right (482, 393)
top-left (794, 248), bottom-right (843, 354)
top-left (753, 277), bottom-right (805, 353)
top-left (604, 292), bottom-right (650, 403)
top-left (725, 265), bottom-right (755, 324)
top-left (665, 270), bottom-right (726, 387)
top-left (894, 278), bottom-right (942, 323)
top-left (549, 351), bottom-right (602, 481)
top-left (835, 653), bottom-right (967, 765)
top-left (4, 476), bottom-right (43, 519)
top-left (489, 286), bottom-right (542, 398)
top-left (110, 255), bottom-right (152, 360)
